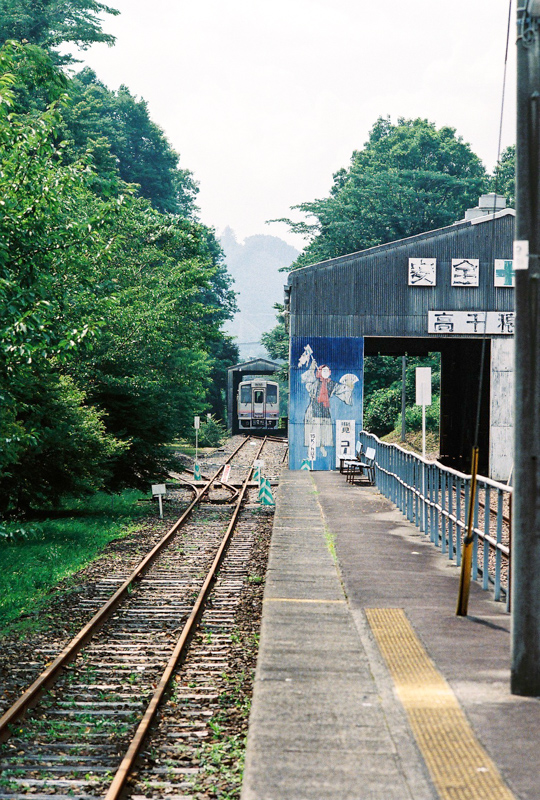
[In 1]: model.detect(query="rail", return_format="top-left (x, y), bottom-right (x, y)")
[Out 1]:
top-left (104, 436), bottom-right (268, 800)
top-left (358, 432), bottom-right (511, 609)
top-left (0, 435), bottom-right (252, 743)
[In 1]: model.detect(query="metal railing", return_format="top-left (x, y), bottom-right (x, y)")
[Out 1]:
top-left (358, 432), bottom-right (511, 609)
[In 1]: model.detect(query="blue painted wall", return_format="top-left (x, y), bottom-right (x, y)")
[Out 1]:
top-left (289, 336), bottom-right (364, 470)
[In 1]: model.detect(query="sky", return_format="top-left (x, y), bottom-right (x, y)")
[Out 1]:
top-left (71, 0), bottom-right (516, 248)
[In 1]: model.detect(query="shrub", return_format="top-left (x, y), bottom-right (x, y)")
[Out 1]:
top-left (397, 396), bottom-right (440, 434)
top-left (0, 372), bottom-right (124, 513)
top-left (188, 415), bottom-right (227, 448)
top-left (364, 385), bottom-right (401, 437)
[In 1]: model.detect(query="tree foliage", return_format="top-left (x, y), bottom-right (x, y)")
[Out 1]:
top-left (0, 0), bottom-right (119, 62)
top-left (0, 41), bottom-right (237, 512)
top-left (363, 354), bottom-right (440, 438)
top-left (62, 69), bottom-right (199, 216)
top-left (492, 144), bottom-right (515, 208)
top-left (279, 117), bottom-right (488, 269)
top-left (261, 304), bottom-right (289, 362)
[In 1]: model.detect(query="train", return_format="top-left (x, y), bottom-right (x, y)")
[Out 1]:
top-left (237, 378), bottom-right (280, 430)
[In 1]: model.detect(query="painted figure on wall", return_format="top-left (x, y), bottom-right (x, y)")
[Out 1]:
top-left (298, 344), bottom-right (358, 456)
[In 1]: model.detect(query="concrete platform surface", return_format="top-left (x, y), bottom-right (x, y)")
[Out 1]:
top-left (241, 470), bottom-right (540, 800)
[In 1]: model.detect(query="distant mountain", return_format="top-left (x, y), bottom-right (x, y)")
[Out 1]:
top-left (221, 228), bottom-right (299, 361)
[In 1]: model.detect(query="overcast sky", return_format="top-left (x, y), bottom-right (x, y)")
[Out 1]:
top-left (72, 0), bottom-right (516, 248)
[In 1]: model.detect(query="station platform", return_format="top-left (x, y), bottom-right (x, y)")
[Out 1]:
top-left (241, 470), bottom-right (540, 800)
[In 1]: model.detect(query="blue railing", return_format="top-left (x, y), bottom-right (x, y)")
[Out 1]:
top-left (358, 432), bottom-right (511, 609)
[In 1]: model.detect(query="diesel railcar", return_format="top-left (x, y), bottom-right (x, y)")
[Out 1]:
top-left (237, 379), bottom-right (280, 430)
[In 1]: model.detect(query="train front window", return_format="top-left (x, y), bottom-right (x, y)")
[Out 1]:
top-left (266, 385), bottom-right (277, 403)
top-left (240, 385), bottom-right (251, 403)
top-left (253, 390), bottom-right (264, 404)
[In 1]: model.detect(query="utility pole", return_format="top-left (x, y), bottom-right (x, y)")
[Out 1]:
top-left (512, 0), bottom-right (540, 695)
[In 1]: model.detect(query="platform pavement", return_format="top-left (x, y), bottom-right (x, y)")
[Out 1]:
top-left (241, 469), bottom-right (540, 800)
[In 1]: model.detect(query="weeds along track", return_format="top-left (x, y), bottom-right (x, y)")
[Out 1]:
top-left (0, 435), bottom-right (286, 800)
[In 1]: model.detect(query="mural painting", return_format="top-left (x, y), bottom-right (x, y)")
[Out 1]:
top-left (289, 336), bottom-right (364, 470)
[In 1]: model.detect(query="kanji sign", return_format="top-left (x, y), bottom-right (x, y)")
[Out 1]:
top-left (335, 419), bottom-right (355, 468)
top-left (409, 258), bottom-right (436, 286)
top-left (451, 259), bottom-right (479, 286)
top-left (428, 311), bottom-right (515, 334)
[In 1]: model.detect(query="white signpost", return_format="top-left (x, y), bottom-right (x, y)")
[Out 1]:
top-left (415, 367), bottom-right (432, 459)
top-left (194, 415), bottom-right (200, 477)
top-left (152, 483), bottom-right (167, 519)
top-left (416, 367), bottom-right (431, 534)
top-left (335, 420), bottom-right (355, 468)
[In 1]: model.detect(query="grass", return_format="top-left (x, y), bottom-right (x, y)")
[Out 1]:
top-left (0, 490), bottom-right (147, 635)
top-left (324, 527), bottom-right (338, 564)
top-left (382, 427), bottom-right (440, 459)
top-left (166, 439), bottom-right (218, 459)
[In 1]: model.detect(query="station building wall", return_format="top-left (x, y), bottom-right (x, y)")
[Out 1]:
top-left (287, 211), bottom-right (515, 480)
top-left (289, 336), bottom-right (364, 471)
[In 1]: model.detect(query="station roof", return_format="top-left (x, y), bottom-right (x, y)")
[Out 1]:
top-left (287, 212), bottom-right (515, 340)
top-left (227, 358), bottom-right (281, 374)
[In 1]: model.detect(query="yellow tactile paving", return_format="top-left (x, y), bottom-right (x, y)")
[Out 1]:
top-left (366, 608), bottom-right (515, 800)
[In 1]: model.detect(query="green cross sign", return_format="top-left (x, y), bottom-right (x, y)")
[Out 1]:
top-left (495, 259), bottom-right (515, 286)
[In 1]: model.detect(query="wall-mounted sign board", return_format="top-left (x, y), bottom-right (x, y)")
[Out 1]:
top-left (409, 258), bottom-right (436, 286)
top-left (335, 419), bottom-right (355, 468)
top-left (428, 310), bottom-right (514, 335)
top-left (452, 259), bottom-right (479, 286)
top-left (494, 259), bottom-right (515, 286)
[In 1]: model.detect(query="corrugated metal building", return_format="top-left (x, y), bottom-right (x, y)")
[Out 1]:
top-left (287, 200), bottom-right (515, 479)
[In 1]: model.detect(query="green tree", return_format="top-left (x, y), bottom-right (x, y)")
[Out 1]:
top-left (0, 42), bottom-right (126, 510)
top-left (279, 117), bottom-right (488, 269)
top-left (62, 69), bottom-right (199, 215)
top-left (0, 0), bottom-right (119, 63)
top-left (363, 354), bottom-right (441, 438)
top-left (261, 304), bottom-right (289, 363)
top-left (0, 370), bottom-right (123, 513)
top-left (0, 41), bottom-right (238, 507)
top-left (205, 336), bottom-right (240, 421)
top-left (492, 144), bottom-right (515, 208)
top-left (67, 200), bottom-right (236, 489)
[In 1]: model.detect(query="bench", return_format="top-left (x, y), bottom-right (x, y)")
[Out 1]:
top-left (340, 441), bottom-right (363, 474)
top-left (344, 446), bottom-right (376, 486)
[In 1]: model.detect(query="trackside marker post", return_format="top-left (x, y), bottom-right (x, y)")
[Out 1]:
top-left (194, 416), bottom-right (200, 481)
top-left (151, 484), bottom-right (166, 519)
top-left (222, 464), bottom-right (231, 484)
top-left (253, 460), bottom-right (264, 486)
top-left (258, 477), bottom-right (274, 505)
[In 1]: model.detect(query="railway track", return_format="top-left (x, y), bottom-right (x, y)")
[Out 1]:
top-left (0, 435), bottom-right (286, 799)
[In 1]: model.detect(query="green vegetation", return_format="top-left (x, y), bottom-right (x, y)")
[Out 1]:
top-left (186, 415), bottom-right (228, 448)
top-left (364, 354), bottom-right (441, 438)
top-left (0, 11), bottom-right (239, 516)
top-left (0, 0), bottom-right (120, 64)
top-left (266, 115), bottom-right (504, 435)
top-left (0, 490), bottom-right (146, 633)
top-left (277, 116), bottom-right (490, 270)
